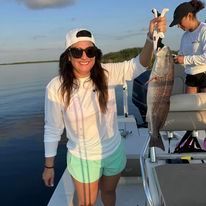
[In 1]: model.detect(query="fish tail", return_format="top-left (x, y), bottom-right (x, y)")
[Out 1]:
top-left (149, 133), bottom-right (165, 151)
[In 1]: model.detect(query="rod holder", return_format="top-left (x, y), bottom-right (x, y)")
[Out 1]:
top-left (150, 147), bottom-right (156, 163)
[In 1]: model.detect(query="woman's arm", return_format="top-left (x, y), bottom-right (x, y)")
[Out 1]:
top-left (42, 157), bottom-right (55, 187)
top-left (175, 29), bottom-right (206, 65)
top-left (139, 16), bottom-right (167, 67)
top-left (42, 78), bottom-right (65, 187)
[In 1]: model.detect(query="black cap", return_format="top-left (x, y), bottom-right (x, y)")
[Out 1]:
top-left (169, 2), bottom-right (194, 27)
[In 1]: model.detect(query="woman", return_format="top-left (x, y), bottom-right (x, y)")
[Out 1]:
top-left (170, 0), bottom-right (206, 93)
top-left (170, 0), bottom-right (206, 151)
top-left (42, 16), bottom-right (166, 206)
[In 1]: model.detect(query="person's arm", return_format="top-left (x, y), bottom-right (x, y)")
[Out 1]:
top-left (139, 32), bottom-right (153, 67)
top-left (101, 16), bottom-right (167, 85)
top-left (42, 79), bottom-right (65, 187)
top-left (175, 28), bottom-right (206, 65)
top-left (139, 16), bottom-right (167, 67)
top-left (184, 29), bottom-right (206, 66)
top-left (42, 157), bottom-right (55, 187)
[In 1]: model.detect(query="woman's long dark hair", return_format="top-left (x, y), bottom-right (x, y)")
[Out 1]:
top-left (59, 46), bottom-right (108, 113)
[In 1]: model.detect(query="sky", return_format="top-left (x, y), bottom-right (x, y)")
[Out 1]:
top-left (0, 0), bottom-right (206, 64)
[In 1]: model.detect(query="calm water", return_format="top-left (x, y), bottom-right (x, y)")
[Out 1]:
top-left (0, 62), bottom-right (140, 206)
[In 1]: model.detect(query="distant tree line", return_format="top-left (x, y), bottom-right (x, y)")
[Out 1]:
top-left (102, 47), bottom-right (177, 69)
top-left (102, 47), bottom-right (142, 63)
top-left (0, 47), bottom-right (177, 66)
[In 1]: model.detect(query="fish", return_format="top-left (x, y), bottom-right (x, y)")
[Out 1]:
top-left (146, 46), bottom-right (174, 150)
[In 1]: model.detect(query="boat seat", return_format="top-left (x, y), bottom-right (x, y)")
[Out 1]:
top-left (161, 64), bottom-right (206, 131)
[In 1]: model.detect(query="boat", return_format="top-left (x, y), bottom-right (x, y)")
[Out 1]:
top-left (47, 64), bottom-right (206, 206)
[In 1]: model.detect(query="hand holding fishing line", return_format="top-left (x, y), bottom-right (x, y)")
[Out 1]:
top-left (152, 8), bottom-right (169, 51)
top-left (152, 8), bottom-right (169, 37)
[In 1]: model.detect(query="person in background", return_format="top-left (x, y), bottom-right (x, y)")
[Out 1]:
top-left (170, 0), bottom-right (206, 150)
top-left (42, 16), bottom-right (166, 206)
top-left (170, 0), bottom-right (206, 94)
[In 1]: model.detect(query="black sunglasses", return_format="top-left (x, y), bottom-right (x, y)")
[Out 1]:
top-left (68, 46), bottom-right (97, 59)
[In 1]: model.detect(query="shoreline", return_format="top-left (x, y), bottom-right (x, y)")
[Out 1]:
top-left (0, 60), bottom-right (58, 66)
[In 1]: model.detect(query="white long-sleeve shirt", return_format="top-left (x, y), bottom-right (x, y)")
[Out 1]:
top-left (178, 22), bottom-right (206, 75)
top-left (44, 55), bottom-right (146, 160)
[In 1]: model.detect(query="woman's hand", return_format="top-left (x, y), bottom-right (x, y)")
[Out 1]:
top-left (173, 55), bottom-right (184, 64)
top-left (42, 168), bottom-right (55, 187)
top-left (140, 16), bottom-right (167, 67)
top-left (148, 16), bottom-right (167, 38)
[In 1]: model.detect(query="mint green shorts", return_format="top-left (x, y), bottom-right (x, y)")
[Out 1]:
top-left (67, 142), bottom-right (127, 183)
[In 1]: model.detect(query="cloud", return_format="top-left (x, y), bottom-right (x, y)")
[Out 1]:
top-left (17, 0), bottom-right (77, 9)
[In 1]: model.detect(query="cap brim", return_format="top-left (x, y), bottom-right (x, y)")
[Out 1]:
top-left (169, 17), bottom-right (182, 27)
top-left (169, 20), bottom-right (177, 27)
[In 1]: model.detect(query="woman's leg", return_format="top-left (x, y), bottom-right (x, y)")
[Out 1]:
top-left (186, 86), bottom-right (198, 94)
top-left (99, 173), bottom-right (121, 206)
top-left (72, 177), bottom-right (99, 206)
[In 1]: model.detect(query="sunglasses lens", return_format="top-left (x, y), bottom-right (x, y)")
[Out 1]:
top-left (69, 47), bottom-right (97, 58)
top-left (69, 48), bottom-right (83, 58)
top-left (85, 47), bottom-right (97, 58)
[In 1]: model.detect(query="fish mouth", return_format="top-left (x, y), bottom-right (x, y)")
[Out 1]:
top-left (156, 46), bottom-right (170, 54)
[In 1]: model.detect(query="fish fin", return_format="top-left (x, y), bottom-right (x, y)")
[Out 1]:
top-left (144, 76), bottom-right (157, 85)
top-left (149, 133), bottom-right (165, 151)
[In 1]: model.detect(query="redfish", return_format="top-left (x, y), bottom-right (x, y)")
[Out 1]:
top-left (146, 46), bottom-right (174, 150)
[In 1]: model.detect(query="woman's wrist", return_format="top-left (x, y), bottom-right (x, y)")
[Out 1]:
top-left (44, 157), bottom-right (55, 169)
top-left (44, 165), bottom-right (54, 169)
top-left (146, 32), bottom-right (153, 43)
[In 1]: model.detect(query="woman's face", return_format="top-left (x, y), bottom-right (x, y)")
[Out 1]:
top-left (69, 41), bottom-right (96, 78)
top-left (177, 13), bottom-right (194, 31)
top-left (178, 16), bottom-right (190, 31)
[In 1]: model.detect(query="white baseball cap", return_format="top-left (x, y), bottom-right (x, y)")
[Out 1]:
top-left (65, 28), bottom-right (96, 49)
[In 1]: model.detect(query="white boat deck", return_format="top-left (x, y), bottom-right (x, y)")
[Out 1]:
top-left (48, 115), bottom-right (149, 206)
top-left (47, 113), bottom-right (206, 206)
